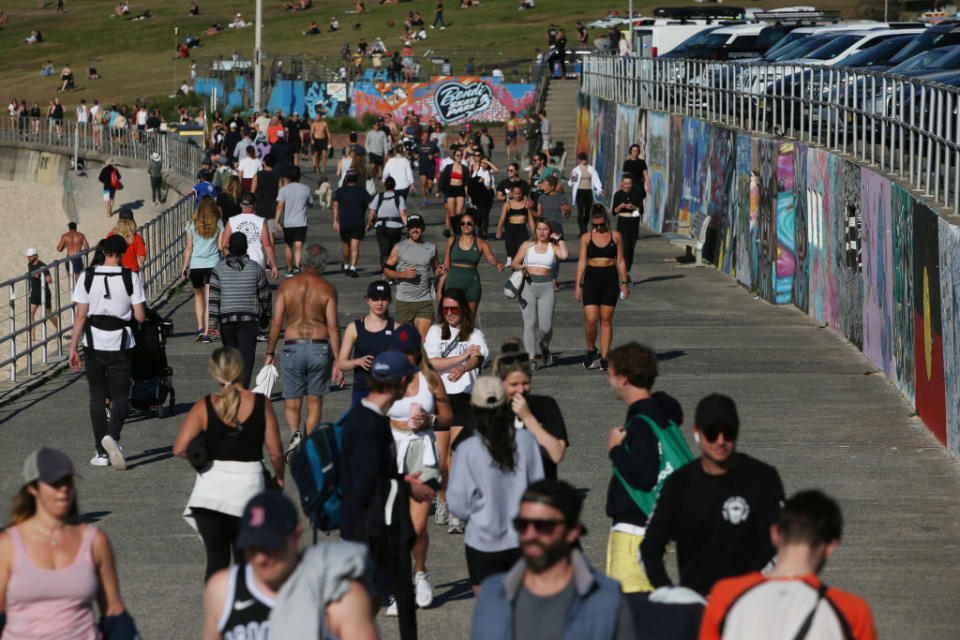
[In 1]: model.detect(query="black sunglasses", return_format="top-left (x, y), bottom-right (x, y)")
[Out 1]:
top-left (513, 517), bottom-right (565, 535)
top-left (592, 222), bottom-right (608, 229)
top-left (701, 425), bottom-right (738, 443)
top-left (498, 352), bottom-right (529, 366)
top-left (460, 221), bottom-right (474, 227)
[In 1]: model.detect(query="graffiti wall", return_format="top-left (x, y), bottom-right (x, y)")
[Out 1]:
top-left (194, 78), bottom-right (350, 117)
top-left (913, 202), bottom-right (947, 445)
top-left (938, 219), bottom-right (960, 458)
top-left (351, 77), bottom-right (534, 124)
top-left (646, 112), bottom-right (668, 233)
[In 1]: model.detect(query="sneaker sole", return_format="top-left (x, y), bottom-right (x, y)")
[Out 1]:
top-left (101, 437), bottom-right (126, 470)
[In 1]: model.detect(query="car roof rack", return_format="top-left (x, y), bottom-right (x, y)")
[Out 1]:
top-left (652, 6), bottom-right (747, 20)
top-left (752, 10), bottom-right (841, 22)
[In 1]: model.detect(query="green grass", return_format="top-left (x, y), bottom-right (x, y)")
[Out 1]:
top-left (3, 0), bottom-right (867, 110)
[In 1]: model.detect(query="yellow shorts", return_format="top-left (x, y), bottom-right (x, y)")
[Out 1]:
top-left (606, 526), bottom-right (654, 593)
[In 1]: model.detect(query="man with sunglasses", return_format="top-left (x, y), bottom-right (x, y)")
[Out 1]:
top-left (640, 394), bottom-right (785, 597)
top-left (470, 479), bottom-right (635, 640)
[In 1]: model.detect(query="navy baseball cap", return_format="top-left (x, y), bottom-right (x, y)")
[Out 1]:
top-left (392, 324), bottom-right (421, 352)
top-left (369, 351), bottom-right (418, 383)
top-left (236, 492), bottom-right (298, 549)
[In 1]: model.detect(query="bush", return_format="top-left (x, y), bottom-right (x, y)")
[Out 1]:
top-left (149, 92), bottom-right (207, 123)
top-left (360, 112), bottom-right (380, 130)
top-left (324, 115), bottom-right (363, 133)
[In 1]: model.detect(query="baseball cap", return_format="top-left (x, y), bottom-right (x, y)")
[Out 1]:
top-left (217, 156), bottom-right (229, 165)
top-left (230, 121), bottom-right (237, 128)
top-left (197, 169), bottom-right (210, 181)
top-left (25, 248), bottom-right (38, 258)
top-left (366, 280), bottom-right (392, 300)
top-left (471, 376), bottom-right (505, 409)
top-left (406, 214), bottom-right (425, 228)
top-left (392, 324), bottom-right (421, 352)
top-left (100, 234), bottom-right (128, 256)
top-left (228, 232), bottom-right (248, 255)
top-left (23, 447), bottom-right (74, 485)
top-left (117, 207), bottom-right (134, 220)
top-left (694, 393), bottom-right (740, 432)
top-left (369, 351), bottom-right (418, 383)
top-left (236, 492), bottom-right (299, 549)
top-left (522, 478), bottom-right (587, 534)
top-left (239, 191), bottom-right (257, 206)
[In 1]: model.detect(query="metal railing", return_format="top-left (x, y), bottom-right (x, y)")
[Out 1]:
top-left (0, 196), bottom-right (194, 383)
top-left (581, 54), bottom-right (960, 214)
top-left (0, 116), bottom-right (205, 182)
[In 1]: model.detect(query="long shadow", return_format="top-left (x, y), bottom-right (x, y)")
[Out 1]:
top-left (117, 199), bottom-right (145, 211)
top-left (657, 350), bottom-right (686, 362)
top-left (0, 373), bottom-right (83, 426)
top-left (431, 578), bottom-right (474, 606)
top-left (80, 510), bottom-right (111, 523)
top-left (126, 446), bottom-right (174, 470)
top-left (634, 274), bottom-right (685, 285)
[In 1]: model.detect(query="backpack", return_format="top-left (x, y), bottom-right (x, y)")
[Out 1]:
top-left (373, 192), bottom-right (401, 223)
top-left (613, 414), bottom-right (694, 516)
top-left (84, 266), bottom-right (134, 296)
top-left (290, 409), bottom-right (351, 535)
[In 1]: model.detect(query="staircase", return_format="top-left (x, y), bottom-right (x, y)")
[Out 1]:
top-left (542, 78), bottom-right (581, 172)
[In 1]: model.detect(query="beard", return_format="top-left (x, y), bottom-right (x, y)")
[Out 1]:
top-left (522, 537), bottom-right (570, 574)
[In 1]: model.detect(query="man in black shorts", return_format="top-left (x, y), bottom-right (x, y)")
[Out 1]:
top-left (416, 129), bottom-right (440, 207)
top-left (26, 248), bottom-right (58, 341)
top-left (365, 117), bottom-right (390, 182)
top-left (333, 170), bottom-right (372, 277)
top-left (274, 165), bottom-right (314, 276)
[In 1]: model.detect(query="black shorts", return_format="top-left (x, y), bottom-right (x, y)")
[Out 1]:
top-left (339, 226), bottom-right (365, 242)
top-left (446, 184), bottom-right (466, 199)
top-left (29, 287), bottom-right (52, 309)
top-left (582, 265), bottom-right (619, 307)
top-left (465, 545), bottom-right (521, 586)
top-left (189, 267), bottom-right (213, 289)
top-left (419, 165), bottom-right (435, 179)
top-left (447, 392), bottom-right (471, 431)
top-left (283, 226), bottom-right (308, 245)
top-left (312, 138), bottom-right (328, 153)
top-left (369, 153), bottom-right (384, 167)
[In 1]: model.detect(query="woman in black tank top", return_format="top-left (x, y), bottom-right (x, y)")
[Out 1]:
top-left (174, 347), bottom-right (284, 581)
top-left (336, 280), bottom-right (395, 406)
top-left (574, 204), bottom-right (630, 372)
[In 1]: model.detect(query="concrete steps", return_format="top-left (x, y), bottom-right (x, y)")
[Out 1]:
top-left (543, 78), bottom-right (581, 167)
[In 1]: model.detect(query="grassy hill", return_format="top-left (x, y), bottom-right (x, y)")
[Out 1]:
top-left (4, 0), bottom-right (866, 111)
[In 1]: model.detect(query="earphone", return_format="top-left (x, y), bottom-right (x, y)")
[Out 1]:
top-left (693, 431), bottom-right (700, 444)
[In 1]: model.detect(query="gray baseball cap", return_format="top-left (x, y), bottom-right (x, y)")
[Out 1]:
top-left (23, 447), bottom-right (75, 485)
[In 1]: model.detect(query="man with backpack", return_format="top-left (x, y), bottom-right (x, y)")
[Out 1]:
top-left (367, 176), bottom-right (408, 270)
top-left (98, 157), bottom-right (122, 216)
top-left (604, 342), bottom-right (690, 593)
top-left (68, 235), bottom-right (147, 470)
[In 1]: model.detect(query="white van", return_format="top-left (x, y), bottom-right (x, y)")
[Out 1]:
top-left (632, 22), bottom-right (724, 58)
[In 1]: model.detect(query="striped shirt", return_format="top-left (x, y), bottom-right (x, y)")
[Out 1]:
top-left (208, 255), bottom-right (271, 328)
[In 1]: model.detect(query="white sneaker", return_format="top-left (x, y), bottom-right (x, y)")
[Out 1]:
top-left (447, 514), bottom-right (464, 534)
top-left (414, 571), bottom-right (434, 608)
top-left (434, 499), bottom-right (449, 525)
top-left (90, 453), bottom-right (109, 467)
top-left (100, 436), bottom-right (126, 470)
top-left (385, 595), bottom-right (398, 616)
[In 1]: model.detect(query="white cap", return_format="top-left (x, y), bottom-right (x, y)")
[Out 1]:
top-left (25, 248), bottom-right (38, 257)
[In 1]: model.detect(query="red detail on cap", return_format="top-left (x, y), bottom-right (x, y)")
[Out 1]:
top-left (250, 506), bottom-right (265, 527)
top-left (399, 330), bottom-right (409, 341)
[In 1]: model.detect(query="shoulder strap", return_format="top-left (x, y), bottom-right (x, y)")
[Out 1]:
top-left (83, 266), bottom-right (96, 293)
top-left (120, 267), bottom-right (134, 296)
top-left (792, 582), bottom-right (829, 640)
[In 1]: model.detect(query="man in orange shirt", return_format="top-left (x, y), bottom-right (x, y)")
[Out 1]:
top-left (699, 490), bottom-right (876, 640)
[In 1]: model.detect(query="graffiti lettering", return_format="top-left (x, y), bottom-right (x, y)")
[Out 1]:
top-left (434, 82), bottom-right (493, 122)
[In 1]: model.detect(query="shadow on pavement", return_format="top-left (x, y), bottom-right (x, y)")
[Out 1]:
top-left (126, 446), bottom-right (174, 470)
top-left (80, 510), bottom-right (112, 523)
top-left (432, 578), bottom-right (474, 607)
top-left (657, 350), bottom-right (686, 362)
top-left (635, 275), bottom-right (684, 285)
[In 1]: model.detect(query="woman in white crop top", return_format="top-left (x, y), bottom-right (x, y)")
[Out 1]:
top-left (386, 324), bottom-right (452, 609)
top-left (510, 219), bottom-right (569, 368)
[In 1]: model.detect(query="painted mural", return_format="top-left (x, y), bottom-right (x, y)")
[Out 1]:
top-left (665, 115), bottom-right (684, 233)
top-left (613, 105), bottom-right (640, 209)
top-left (597, 99), bottom-right (617, 200)
top-left (646, 112), bottom-right (668, 234)
top-left (774, 142), bottom-right (796, 305)
top-left (194, 78), bottom-right (350, 117)
top-left (576, 93), bottom-right (590, 159)
top-left (938, 219), bottom-right (960, 458)
top-left (753, 138), bottom-right (777, 301)
top-left (891, 184), bottom-right (916, 402)
top-left (678, 119), bottom-right (706, 235)
top-left (351, 77), bottom-right (535, 124)
top-left (833, 160), bottom-right (863, 349)
top-left (792, 143), bottom-right (809, 313)
top-left (913, 202), bottom-right (947, 445)
top-left (731, 135), bottom-right (752, 285)
top-left (861, 171), bottom-right (894, 377)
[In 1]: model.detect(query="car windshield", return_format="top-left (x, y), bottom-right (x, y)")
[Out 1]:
top-left (840, 36), bottom-right (916, 67)
top-left (889, 29), bottom-right (960, 64)
top-left (762, 30), bottom-right (806, 57)
top-left (766, 34), bottom-right (833, 61)
top-left (889, 45), bottom-right (960, 73)
top-left (699, 33), bottom-right (734, 47)
top-left (802, 34), bottom-right (862, 60)
top-left (672, 26), bottom-right (723, 51)
top-left (755, 26), bottom-right (791, 52)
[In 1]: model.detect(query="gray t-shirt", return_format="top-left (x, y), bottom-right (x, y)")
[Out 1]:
top-left (514, 579), bottom-right (635, 640)
top-left (540, 117), bottom-right (552, 138)
top-left (538, 192), bottom-right (567, 233)
top-left (277, 182), bottom-right (313, 228)
top-left (396, 240), bottom-right (436, 302)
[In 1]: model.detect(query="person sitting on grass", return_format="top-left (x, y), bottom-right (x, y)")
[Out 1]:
top-left (39, 60), bottom-right (55, 78)
top-left (189, 2), bottom-right (199, 15)
top-left (114, 1), bottom-right (129, 16)
top-left (328, 16), bottom-right (339, 31)
top-left (87, 67), bottom-right (101, 79)
top-left (305, 19), bottom-right (319, 34)
top-left (59, 64), bottom-right (74, 92)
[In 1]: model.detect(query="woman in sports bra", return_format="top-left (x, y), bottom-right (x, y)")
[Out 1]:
top-left (174, 347), bottom-right (284, 581)
top-left (440, 210), bottom-right (504, 318)
top-left (385, 324), bottom-right (452, 610)
top-left (336, 280), bottom-right (395, 405)
top-left (511, 219), bottom-right (569, 369)
top-left (505, 111), bottom-right (519, 161)
top-left (496, 184), bottom-right (536, 262)
top-left (575, 204), bottom-right (629, 372)
top-left (439, 148), bottom-right (469, 236)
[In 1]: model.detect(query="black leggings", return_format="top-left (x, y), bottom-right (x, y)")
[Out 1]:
top-left (150, 176), bottom-right (163, 202)
top-left (504, 221), bottom-right (529, 260)
top-left (376, 226), bottom-right (402, 269)
top-left (192, 507), bottom-right (240, 581)
top-left (575, 189), bottom-right (594, 235)
top-left (220, 320), bottom-right (258, 388)
top-left (616, 215), bottom-right (640, 274)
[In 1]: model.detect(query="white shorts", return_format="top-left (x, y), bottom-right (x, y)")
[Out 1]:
top-left (103, 190), bottom-right (114, 201)
top-left (541, 137), bottom-right (552, 151)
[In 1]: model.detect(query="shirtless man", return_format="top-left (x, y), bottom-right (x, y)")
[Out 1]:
top-left (264, 245), bottom-right (342, 452)
top-left (309, 112), bottom-right (331, 174)
top-left (57, 222), bottom-right (90, 282)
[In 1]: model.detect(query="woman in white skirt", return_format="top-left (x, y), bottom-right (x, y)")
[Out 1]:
top-left (173, 347), bottom-right (284, 581)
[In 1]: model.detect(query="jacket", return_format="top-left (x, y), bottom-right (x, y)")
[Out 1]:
top-left (470, 549), bottom-right (632, 640)
top-left (568, 164), bottom-right (603, 201)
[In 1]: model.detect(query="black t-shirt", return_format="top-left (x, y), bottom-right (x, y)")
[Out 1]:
top-left (254, 170), bottom-right (281, 217)
top-left (640, 453), bottom-right (785, 596)
top-left (270, 141), bottom-right (294, 177)
top-left (417, 141), bottom-right (439, 168)
top-left (612, 189), bottom-right (641, 216)
top-left (622, 158), bottom-right (648, 198)
top-left (497, 177), bottom-right (530, 200)
top-left (334, 185), bottom-right (373, 229)
top-left (340, 403), bottom-right (400, 542)
top-left (217, 192), bottom-right (241, 223)
top-left (146, 115), bottom-right (162, 129)
top-left (452, 394), bottom-right (568, 479)
top-left (52, 104), bottom-right (64, 121)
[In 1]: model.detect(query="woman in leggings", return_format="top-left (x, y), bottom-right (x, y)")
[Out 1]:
top-left (174, 347), bottom-right (284, 580)
top-left (440, 210), bottom-right (504, 319)
top-left (511, 219), bottom-right (569, 369)
top-left (496, 184), bottom-right (536, 263)
top-left (574, 204), bottom-right (629, 372)
top-left (568, 152), bottom-right (603, 236)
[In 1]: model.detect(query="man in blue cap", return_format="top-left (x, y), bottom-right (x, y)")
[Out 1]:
top-left (190, 168), bottom-right (218, 207)
top-left (340, 350), bottom-right (435, 638)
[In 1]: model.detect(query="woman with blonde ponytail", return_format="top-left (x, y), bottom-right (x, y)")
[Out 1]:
top-left (173, 347), bottom-right (284, 581)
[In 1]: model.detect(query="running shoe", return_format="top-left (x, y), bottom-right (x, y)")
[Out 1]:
top-left (100, 436), bottom-right (126, 470)
top-left (599, 357), bottom-right (609, 372)
top-left (285, 431), bottom-right (302, 464)
top-left (447, 514), bottom-right (464, 534)
top-left (89, 453), bottom-right (109, 467)
top-left (414, 571), bottom-right (434, 608)
top-left (348, 268), bottom-right (359, 278)
top-left (202, 334), bottom-right (212, 344)
top-left (385, 595), bottom-right (398, 617)
top-left (421, 199), bottom-right (429, 207)
top-left (285, 270), bottom-right (294, 278)
top-left (583, 349), bottom-right (598, 369)
top-left (541, 341), bottom-right (553, 368)
top-left (256, 334), bottom-right (269, 342)
top-left (194, 330), bottom-right (204, 342)
top-left (434, 499), bottom-right (449, 525)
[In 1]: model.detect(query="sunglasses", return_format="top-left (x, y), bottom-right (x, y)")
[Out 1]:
top-left (513, 517), bottom-right (565, 535)
top-left (48, 476), bottom-right (74, 490)
top-left (442, 306), bottom-right (462, 314)
top-left (700, 425), bottom-right (738, 443)
top-left (592, 223), bottom-right (608, 230)
top-left (498, 352), bottom-right (530, 365)
top-left (460, 221), bottom-right (474, 227)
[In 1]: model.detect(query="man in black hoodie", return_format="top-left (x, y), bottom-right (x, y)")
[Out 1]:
top-left (604, 341), bottom-right (689, 593)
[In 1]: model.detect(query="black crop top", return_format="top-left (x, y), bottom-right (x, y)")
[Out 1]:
top-left (586, 231), bottom-right (617, 259)
top-left (204, 393), bottom-right (266, 462)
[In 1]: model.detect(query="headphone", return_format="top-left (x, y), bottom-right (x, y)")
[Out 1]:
top-left (693, 431), bottom-right (700, 444)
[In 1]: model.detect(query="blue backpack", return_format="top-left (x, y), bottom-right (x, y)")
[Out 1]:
top-left (290, 410), bottom-right (350, 534)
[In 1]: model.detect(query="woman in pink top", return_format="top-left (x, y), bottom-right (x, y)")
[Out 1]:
top-left (0, 447), bottom-right (127, 640)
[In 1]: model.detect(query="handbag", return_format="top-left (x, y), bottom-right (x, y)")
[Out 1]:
top-left (110, 167), bottom-right (123, 190)
top-left (503, 245), bottom-right (532, 299)
top-left (185, 432), bottom-right (210, 471)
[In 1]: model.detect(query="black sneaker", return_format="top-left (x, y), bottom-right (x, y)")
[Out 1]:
top-left (583, 349), bottom-right (597, 369)
top-left (599, 356), bottom-right (608, 371)
top-left (540, 341), bottom-right (552, 368)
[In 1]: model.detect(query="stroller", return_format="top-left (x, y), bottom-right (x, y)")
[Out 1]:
top-left (128, 308), bottom-right (175, 416)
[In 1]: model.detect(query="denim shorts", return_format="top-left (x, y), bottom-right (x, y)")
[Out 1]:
top-left (280, 342), bottom-right (332, 398)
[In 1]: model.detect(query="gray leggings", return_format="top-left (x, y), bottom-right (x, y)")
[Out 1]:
top-left (520, 274), bottom-right (555, 355)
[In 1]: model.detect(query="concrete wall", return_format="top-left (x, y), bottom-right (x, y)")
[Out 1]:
top-left (577, 94), bottom-right (960, 463)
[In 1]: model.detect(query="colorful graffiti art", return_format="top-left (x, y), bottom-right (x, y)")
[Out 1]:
top-left (753, 138), bottom-right (777, 300)
top-left (938, 218), bottom-right (960, 458)
top-left (614, 105), bottom-right (640, 206)
top-left (596, 100), bottom-right (617, 197)
top-left (678, 119), bottom-right (706, 235)
top-left (832, 160), bottom-right (863, 349)
top-left (646, 112), bottom-right (668, 234)
top-left (351, 77), bottom-right (534, 124)
top-left (913, 202), bottom-right (947, 445)
top-left (303, 82), bottom-right (349, 118)
top-left (891, 184), bottom-right (915, 402)
top-left (792, 143), bottom-right (809, 312)
top-left (576, 93), bottom-right (591, 159)
top-left (773, 142), bottom-right (796, 304)
top-left (731, 136), bottom-right (752, 285)
top-left (861, 170), bottom-right (894, 377)
top-left (665, 115), bottom-right (684, 233)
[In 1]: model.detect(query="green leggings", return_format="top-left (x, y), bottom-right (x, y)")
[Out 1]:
top-left (444, 266), bottom-right (482, 302)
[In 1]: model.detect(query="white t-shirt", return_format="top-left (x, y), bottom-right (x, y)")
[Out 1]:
top-left (72, 267), bottom-right (146, 351)
top-left (76, 105), bottom-right (89, 123)
top-left (136, 109), bottom-right (148, 126)
top-left (238, 157), bottom-right (263, 179)
top-left (424, 325), bottom-right (488, 395)
top-left (383, 157), bottom-right (414, 190)
top-left (337, 156), bottom-right (353, 187)
top-left (90, 104), bottom-right (100, 121)
top-left (228, 213), bottom-right (266, 266)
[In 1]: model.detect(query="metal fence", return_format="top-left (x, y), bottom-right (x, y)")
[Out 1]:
top-left (0, 116), bottom-right (205, 182)
top-left (581, 54), bottom-right (960, 214)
